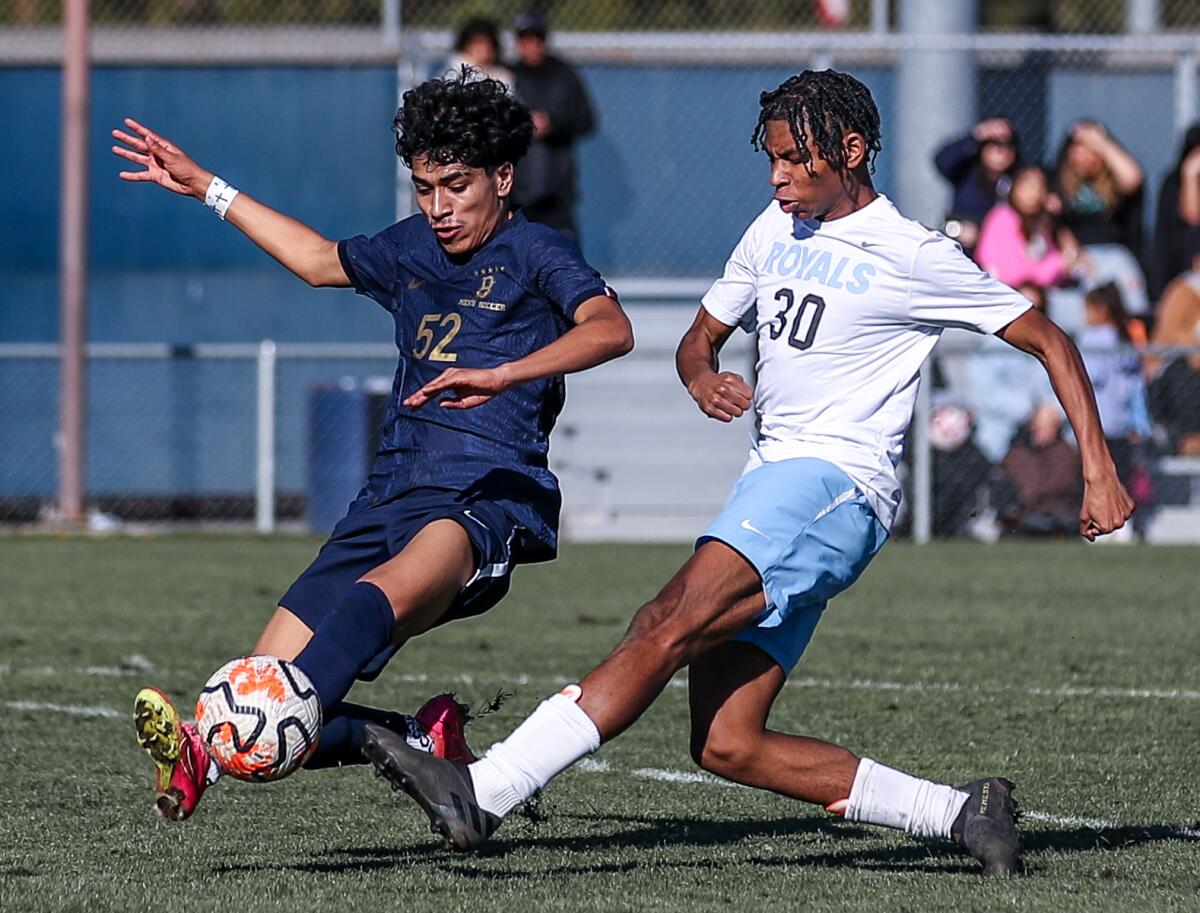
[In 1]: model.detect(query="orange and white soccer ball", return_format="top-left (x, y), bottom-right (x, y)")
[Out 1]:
top-left (196, 655), bottom-right (322, 781)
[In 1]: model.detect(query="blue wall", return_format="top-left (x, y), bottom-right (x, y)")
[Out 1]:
top-left (3, 61), bottom-right (1175, 344)
top-left (0, 63), bottom-right (897, 345)
top-left (0, 61), bottom-right (1181, 502)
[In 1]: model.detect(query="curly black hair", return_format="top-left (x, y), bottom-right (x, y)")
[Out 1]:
top-left (393, 68), bottom-right (533, 171)
top-left (752, 70), bottom-right (882, 176)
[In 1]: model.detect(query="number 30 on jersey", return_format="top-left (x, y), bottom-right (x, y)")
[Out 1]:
top-left (768, 289), bottom-right (825, 351)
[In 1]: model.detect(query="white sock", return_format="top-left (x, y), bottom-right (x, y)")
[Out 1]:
top-left (468, 689), bottom-right (601, 818)
top-left (844, 758), bottom-right (968, 839)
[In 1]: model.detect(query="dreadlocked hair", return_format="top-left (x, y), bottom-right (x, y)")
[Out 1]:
top-left (752, 70), bottom-right (882, 175)
top-left (394, 67), bottom-right (533, 170)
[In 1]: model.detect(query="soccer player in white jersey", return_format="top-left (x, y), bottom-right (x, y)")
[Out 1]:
top-left (364, 70), bottom-right (1135, 875)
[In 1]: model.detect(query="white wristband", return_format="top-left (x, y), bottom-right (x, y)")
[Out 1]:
top-left (203, 175), bottom-right (240, 220)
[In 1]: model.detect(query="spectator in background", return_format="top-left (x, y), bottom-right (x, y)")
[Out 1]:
top-left (1148, 230), bottom-right (1200, 456)
top-left (996, 403), bottom-right (1084, 537)
top-left (966, 282), bottom-right (1059, 463)
top-left (1151, 228), bottom-right (1200, 363)
top-left (927, 402), bottom-right (993, 538)
top-left (445, 18), bottom-right (514, 86)
top-left (1079, 282), bottom-right (1149, 486)
top-left (934, 117), bottom-right (1019, 256)
top-left (1149, 123), bottom-right (1200, 301)
top-left (1054, 120), bottom-right (1149, 316)
top-left (509, 12), bottom-right (596, 241)
top-left (975, 163), bottom-right (1077, 289)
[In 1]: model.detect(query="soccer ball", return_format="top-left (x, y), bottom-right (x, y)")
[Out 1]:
top-left (196, 655), bottom-right (322, 781)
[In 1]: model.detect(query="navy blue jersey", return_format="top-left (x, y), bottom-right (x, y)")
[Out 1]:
top-left (336, 210), bottom-right (610, 562)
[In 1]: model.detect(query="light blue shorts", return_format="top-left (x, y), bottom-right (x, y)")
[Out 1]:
top-left (698, 457), bottom-right (888, 673)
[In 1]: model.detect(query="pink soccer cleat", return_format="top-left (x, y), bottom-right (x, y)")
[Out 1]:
top-left (133, 687), bottom-right (213, 821)
top-left (415, 693), bottom-right (476, 764)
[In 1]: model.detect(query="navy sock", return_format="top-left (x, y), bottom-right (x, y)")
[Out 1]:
top-left (304, 702), bottom-right (417, 770)
top-left (292, 581), bottom-right (395, 714)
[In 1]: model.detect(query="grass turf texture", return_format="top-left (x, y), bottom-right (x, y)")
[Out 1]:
top-left (1, 536), bottom-right (1197, 912)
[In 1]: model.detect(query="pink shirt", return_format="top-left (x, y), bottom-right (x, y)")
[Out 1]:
top-left (975, 203), bottom-right (1068, 288)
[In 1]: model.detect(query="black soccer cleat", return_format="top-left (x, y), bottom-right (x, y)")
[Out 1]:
top-left (951, 776), bottom-right (1023, 876)
top-left (362, 723), bottom-right (501, 852)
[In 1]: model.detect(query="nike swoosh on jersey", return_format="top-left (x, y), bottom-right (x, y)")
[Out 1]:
top-left (408, 277), bottom-right (427, 289)
top-left (740, 518), bottom-right (769, 538)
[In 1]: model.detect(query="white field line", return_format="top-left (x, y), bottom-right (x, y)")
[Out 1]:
top-left (3, 700), bottom-right (122, 719)
top-left (3, 665), bottom-right (1199, 702)
top-left (0, 699), bottom-right (1195, 842)
top-left (788, 676), bottom-right (1200, 702)
top-left (609, 767), bottom-right (1200, 835)
top-left (1020, 811), bottom-right (1200, 841)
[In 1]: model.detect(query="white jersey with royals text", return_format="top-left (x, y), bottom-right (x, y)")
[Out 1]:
top-left (702, 194), bottom-right (1032, 530)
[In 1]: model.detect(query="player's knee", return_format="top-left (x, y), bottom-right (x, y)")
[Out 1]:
top-left (690, 722), bottom-right (759, 780)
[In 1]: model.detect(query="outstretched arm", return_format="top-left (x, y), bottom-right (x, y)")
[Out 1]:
top-left (996, 307), bottom-right (1135, 539)
top-left (112, 118), bottom-right (349, 288)
top-left (1072, 122), bottom-right (1143, 197)
top-left (402, 294), bottom-right (633, 410)
top-left (676, 307), bottom-right (753, 422)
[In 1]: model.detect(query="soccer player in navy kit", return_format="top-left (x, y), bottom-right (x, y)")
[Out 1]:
top-left (112, 71), bottom-right (632, 820)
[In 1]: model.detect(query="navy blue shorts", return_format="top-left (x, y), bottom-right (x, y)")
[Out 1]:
top-left (279, 488), bottom-right (521, 680)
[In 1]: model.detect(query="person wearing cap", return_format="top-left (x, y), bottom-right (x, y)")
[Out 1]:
top-left (509, 12), bottom-right (596, 241)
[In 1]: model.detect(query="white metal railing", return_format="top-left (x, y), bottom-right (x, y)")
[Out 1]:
top-left (1, 339), bottom-right (1197, 541)
top-left (1, 26), bottom-right (1199, 66)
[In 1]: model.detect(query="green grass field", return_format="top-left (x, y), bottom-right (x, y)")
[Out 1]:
top-left (1, 536), bottom-right (1197, 912)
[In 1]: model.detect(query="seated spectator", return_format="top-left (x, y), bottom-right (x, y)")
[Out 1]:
top-left (1149, 123), bottom-right (1200, 301)
top-left (928, 403), bottom-right (993, 538)
top-left (996, 404), bottom-right (1084, 536)
top-left (1148, 235), bottom-right (1200, 456)
top-left (444, 18), bottom-right (513, 86)
top-left (975, 163), bottom-right (1077, 289)
top-left (966, 283), bottom-right (1059, 462)
top-left (934, 118), bottom-right (1018, 255)
top-left (1079, 282), bottom-right (1150, 485)
top-left (1148, 339), bottom-right (1200, 456)
top-left (1054, 120), bottom-right (1149, 315)
top-left (1150, 227), bottom-right (1200, 368)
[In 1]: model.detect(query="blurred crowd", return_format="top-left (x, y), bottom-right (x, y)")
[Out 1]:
top-left (441, 13), bottom-right (595, 242)
top-left (440, 18), bottom-right (1196, 540)
top-left (923, 116), bottom-right (1200, 539)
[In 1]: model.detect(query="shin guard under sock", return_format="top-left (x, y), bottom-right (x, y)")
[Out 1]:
top-left (292, 582), bottom-right (395, 714)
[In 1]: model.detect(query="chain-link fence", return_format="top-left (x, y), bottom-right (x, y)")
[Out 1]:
top-left (11, 3), bottom-right (1195, 269)
top-left (3, 1), bottom-right (1199, 538)
top-left (905, 340), bottom-right (1200, 545)
top-left (6, 2), bottom-right (1200, 30)
top-left (3, 337), bottom-right (1198, 541)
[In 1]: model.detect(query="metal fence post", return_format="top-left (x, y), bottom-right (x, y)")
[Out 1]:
top-left (256, 340), bottom-right (276, 534)
top-left (912, 359), bottom-right (933, 544)
top-left (58, 0), bottom-right (90, 525)
top-left (1174, 50), bottom-right (1198, 141)
top-left (381, 0), bottom-right (400, 50)
top-left (871, 0), bottom-right (889, 33)
top-left (390, 0), bottom-right (418, 224)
